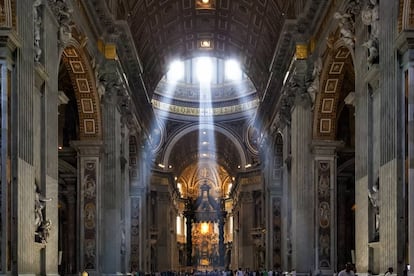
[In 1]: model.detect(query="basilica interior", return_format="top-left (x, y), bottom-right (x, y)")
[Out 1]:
top-left (0, 0), bottom-right (413, 275)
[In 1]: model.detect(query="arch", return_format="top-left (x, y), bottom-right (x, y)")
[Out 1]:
top-left (60, 45), bottom-right (102, 140)
top-left (313, 37), bottom-right (354, 140)
top-left (0, 0), bottom-right (16, 29)
top-left (162, 123), bottom-right (248, 170)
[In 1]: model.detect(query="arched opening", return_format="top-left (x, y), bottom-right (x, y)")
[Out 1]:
top-left (334, 50), bottom-right (355, 271)
top-left (176, 162), bottom-right (233, 271)
top-left (314, 43), bottom-right (356, 271)
top-left (57, 55), bottom-right (80, 275)
top-left (57, 44), bottom-right (102, 274)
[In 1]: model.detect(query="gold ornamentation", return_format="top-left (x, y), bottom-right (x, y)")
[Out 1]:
top-left (295, 44), bottom-right (308, 59)
top-left (97, 39), bottom-right (117, 59)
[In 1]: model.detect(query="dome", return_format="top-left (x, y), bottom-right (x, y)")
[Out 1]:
top-left (151, 57), bottom-right (259, 121)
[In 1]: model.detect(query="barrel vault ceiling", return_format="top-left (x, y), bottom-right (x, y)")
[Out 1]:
top-left (87, 0), bottom-right (326, 176)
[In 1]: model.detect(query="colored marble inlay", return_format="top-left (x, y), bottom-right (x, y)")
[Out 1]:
top-left (317, 161), bottom-right (331, 269)
top-left (83, 161), bottom-right (97, 269)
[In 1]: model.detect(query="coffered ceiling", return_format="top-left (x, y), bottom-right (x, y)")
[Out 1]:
top-left (125, 0), bottom-right (295, 98)
top-left (90, 0), bottom-right (326, 177)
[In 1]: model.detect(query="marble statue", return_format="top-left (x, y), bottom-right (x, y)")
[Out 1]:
top-left (368, 178), bottom-right (380, 236)
top-left (361, 0), bottom-right (379, 66)
top-left (33, 0), bottom-right (42, 62)
top-left (307, 57), bottom-right (322, 105)
top-left (34, 183), bottom-right (52, 243)
top-left (362, 38), bottom-right (379, 66)
top-left (334, 11), bottom-right (355, 49)
top-left (361, 0), bottom-right (379, 39)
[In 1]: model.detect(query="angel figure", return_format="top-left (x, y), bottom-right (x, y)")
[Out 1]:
top-left (307, 57), bottom-right (322, 105)
top-left (334, 12), bottom-right (355, 48)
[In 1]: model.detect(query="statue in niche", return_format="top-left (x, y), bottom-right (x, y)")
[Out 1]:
top-left (368, 177), bottom-right (380, 239)
top-left (362, 38), bottom-right (379, 66)
top-left (34, 183), bottom-right (52, 243)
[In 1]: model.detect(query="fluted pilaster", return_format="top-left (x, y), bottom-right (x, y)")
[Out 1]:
top-left (408, 60), bottom-right (414, 276)
top-left (17, 159), bottom-right (37, 273)
top-left (378, 1), bottom-right (403, 273)
top-left (101, 85), bottom-right (123, 274)
top-left (291, 101), bottom-right (313, 273)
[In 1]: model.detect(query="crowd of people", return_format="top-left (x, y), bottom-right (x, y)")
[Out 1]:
top-left (127, 264), bottom-right (405, 276)
top-left (129, 268), bottom-right (298, 276)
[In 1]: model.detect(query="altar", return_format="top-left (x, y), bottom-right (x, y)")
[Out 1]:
top-left (183, 182), bottom-right (227, 270)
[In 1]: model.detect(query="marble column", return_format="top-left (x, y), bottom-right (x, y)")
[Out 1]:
top-left (71, 140), bottom-right (103, 275)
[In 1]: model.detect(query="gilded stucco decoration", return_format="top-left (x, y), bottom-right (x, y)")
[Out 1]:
top-left (152, 99), bottom-right (259, 117)
top-left (61, 46), bottom-right (102, 140)
top-left (313, 42), bottom-right (354, 140)
top-left (178, 162), bottom-right (232, 199)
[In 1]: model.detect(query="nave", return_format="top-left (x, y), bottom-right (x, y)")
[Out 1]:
top-left (0, 0), bottom-right (413, 275)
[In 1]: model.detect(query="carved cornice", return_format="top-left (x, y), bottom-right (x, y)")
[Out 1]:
top-left (0, 29), bottom-right (21, 57)
top-left (311, 139), bottom-right (345, 155)
top-left (259, 1), bottom-right (328, 137)
top-left (70, 140), bottom-right (103, 156)
top-left (395, 30), bottom-right (414, 54)
top-left (85, 1), bottom-right (153, 131)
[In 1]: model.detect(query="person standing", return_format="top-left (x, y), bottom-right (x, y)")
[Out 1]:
top-left (338, 263), bottom-right (355, 276)
top-left (384, 267), bottom-right (393, 276)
